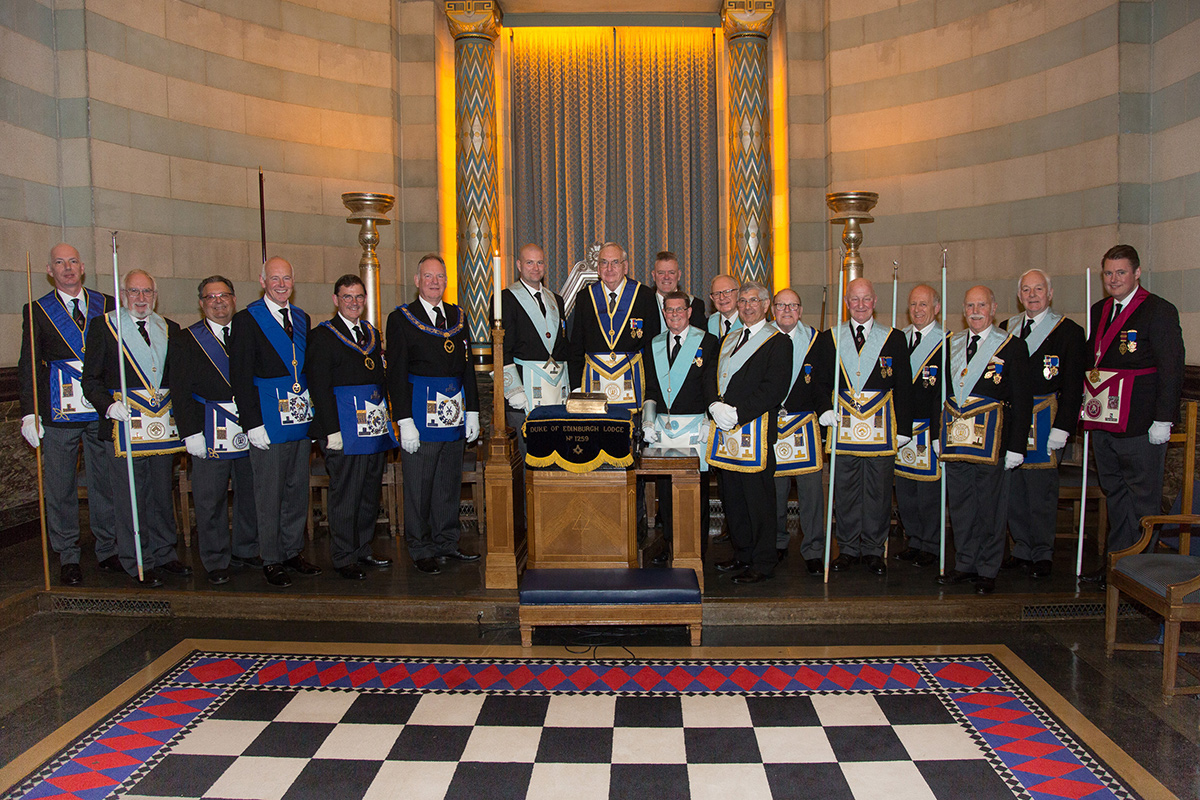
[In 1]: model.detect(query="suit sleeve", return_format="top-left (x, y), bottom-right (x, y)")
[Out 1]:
top-left (733, 335), bottom-right (792, 426)
top-left (462, 311), bottom-right (479, 414)
top-left (701, 333), bottom-right (719, 406)
top-left (229, 312), bottom-right (264, 431)
top-left (1052, 320), bottom-right (1087, 432)
top-left (567, 289), bottom-right (591, 390)
top-left (305, 325), bottom-right (339, 437)
top-left (552, 294), bottom-right (570, 362)
top-left (811, 330), bottom-right (835, 416)
top-left (1006, 338), bottom-right (1033, 454)
top-left (888, 331), bottom-right (914, 437)
top-left (688, 298), bottom-right (706, 331)
top-left (168, 328), bottom-right (204, 438)
top-left (17, 303), bottom-right (37, 417)
top-left (386, 309), bottom-right (413, 422)
top-left (81, 322), bottom-right (112, 415)
top-left (1151, 299), bottom-right (1185, 424)
top-left (501, 289), bottom-right (518, 367)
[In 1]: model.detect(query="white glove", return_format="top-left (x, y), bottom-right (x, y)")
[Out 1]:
top-left (466, 411), bottom-right (480, 443)
top-left (643, 425), bottom-right (660, 444)
top-left (897, 435), bottom-right (912, 447)
top-left (399, 418), bottom-right (420, 453)
top-left (1148, 421), bottom-right (1172, 446)
top-left (699, 423), bottom-right (711, 443)
top-left (106, 402), bottom-right (130, 422)
top-left (819, 409), bottom-right (837, 428)
top-left (247, 425), bottom-right (271, 450)
top-left (21, 414), bottom-right (43, 448)
top-left (184, 433), bottom-right (207, 458)
top-left (932, 440), bottom-right (941, 457)
top-left (1004, 450), bottom-right (1024, 470)
top-left (1047, 428), bottom-right (1070, 451)
top-left (326, 432), bottom-right (343, 451)
top-left (709, 402), bottom-right (739, 431)
top-left (508, 390), bottom-right (528, 411)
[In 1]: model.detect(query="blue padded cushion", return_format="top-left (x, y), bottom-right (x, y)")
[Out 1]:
top-left (1114, 555), bottom-right (1200, 603)
top-left (520, 568), bottom-right (701, 605)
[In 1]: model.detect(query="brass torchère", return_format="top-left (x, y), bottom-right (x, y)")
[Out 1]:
top-left (826, 191), bottom-right (878, 283)
top-left (342, 192), bottom-right (395, 330)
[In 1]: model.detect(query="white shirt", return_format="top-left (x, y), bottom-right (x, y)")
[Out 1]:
top-left (850, 317), bottom-right (874, 338)
top-left (57, 288), bottom-right (85, 308)
top-left (1023, 309), bottom-right (1048, 327)
top-left (338, 313), bottom-right (364, 341)
top-left (263, 295), bottom-right (291, 329)
top-left (910, 320), bottom-right (935, 347)
top-left (418, 295), bottom-right (447, 323)
top-left (206, 318), bottom-right (232, 343)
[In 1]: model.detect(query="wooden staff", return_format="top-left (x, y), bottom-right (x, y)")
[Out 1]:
top-left (258, 167), bottom-right (267, 265)
top-left (26, 252), bottom-right (51, 591)
top-left (823, 271), bottom-right (846, 583)
top-left (111, 232), bottom-right (144, 581)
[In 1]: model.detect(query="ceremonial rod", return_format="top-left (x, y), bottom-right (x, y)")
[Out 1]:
top-left (891, 261), bottom-right (899, 328)
top-left (111, 232), bottom-right (145, 581)
top-left (819, 286), bottom-right (827, 333)
top-left (258, 167), bottom-right (267, 265)
top-left (823, 271), bottom-right (846, 583)
top-left (1076, 266), bottom-right (1092, 577)
top-left (938, 248), bottom-right (948, 577)
top-left (26, 253), bottom-right (51, 592)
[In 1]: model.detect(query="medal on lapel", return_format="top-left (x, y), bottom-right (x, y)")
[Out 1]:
top-left (803, 364), bottom-right (812, 384)
top-left (1126, 330), bottom-right (1137, 353)
top-left (879, 356), bottom-right (892, 378)
top-left (1043, 355), bottom-right (1058, 380)
top-left (630, 318), bottom-right (643, 339)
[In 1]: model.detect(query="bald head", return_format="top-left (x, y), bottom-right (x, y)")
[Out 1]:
top-left (260, 256), bottom-right (295, 306)
top-left (907, 284), bottom-right (940, 328)
top-left (845, 278), bottom-right (877, 324)
top-left (47, 243), bottom-right (85, 296)
top-left (963, 285), bottom-right (996, 334)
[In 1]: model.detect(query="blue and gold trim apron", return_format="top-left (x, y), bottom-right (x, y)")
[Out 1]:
top-left (38, 289), bottom-right (106, 422)
top-left (248, 300), bottom-right (312, 443)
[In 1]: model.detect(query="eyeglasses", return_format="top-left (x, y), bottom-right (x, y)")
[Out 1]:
top-left (774, 303), bottom-right (800, 312)
top-left (338, 294), bottom-right (366, 303)
top-left (710, 288), bottom-right (737, 299)
top-left (597, 259), bottom-right (625, 268)
top-left (123, 288), bottom-right (156, 298)
top-left (663, 306), bottom-right (689, 314)
top-left (736, 297), bottom-right (765, 306)
top-left (201, 292), bottom-right (233, 302)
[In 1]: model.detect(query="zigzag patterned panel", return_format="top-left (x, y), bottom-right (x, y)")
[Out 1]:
top-left (727, 34), bottom-right (771, 288)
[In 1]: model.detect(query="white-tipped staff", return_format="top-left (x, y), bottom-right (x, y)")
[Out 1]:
top-left (939, 248), bottom-right (949, 576)
top-left (891, 261), bottom-right (899, 328)
top-left (111, 232), bottom-right (145, 582)
top-left (26, 253), bottom-right (52, 592)
top-left (1076, 266), bottom-right (1092, 576)
top-left (823, 270), bottom-right (847, 583)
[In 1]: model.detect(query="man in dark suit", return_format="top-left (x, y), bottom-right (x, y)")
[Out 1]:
top-left (771, 288), bottom-right (825, 575)
top-left (1080, 245), bottom-right (1185, 585)
top-left (501, 243), bottom-right (570, 460)
top-left (815, 278), bottom-right (913, 576)
top-left (642, 291), bottom-right (718, 564)
top-left (999, 269), bottom-right (1085, 579)
top-left (230, 256), bottom-right (322, 588)
top-left (938, 285), bottom-right (1032, 595)
top-left (18, 243), bottom-right (117, 586)
top-left (169, 276), bottom-right (258, 585)
top-left (307, 274), bottom-right (395, 581)
top-left (706, 281), bottom-right (792, 584)
top-left (82, 269), bottom-right (187, 587)
top-left (894, 284), bottom-right (945, 568)
top-left (387, 254), bottom-right (480, 575)
top-left (568, 242), bottom-right (660, 414)
top-left (651, 251), bottom-right (706, 331)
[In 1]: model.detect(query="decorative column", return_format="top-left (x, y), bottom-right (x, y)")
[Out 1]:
top-left (446, 1), bottom-right (502, 372)
top-left (722, 0), bottom-right (774, 288)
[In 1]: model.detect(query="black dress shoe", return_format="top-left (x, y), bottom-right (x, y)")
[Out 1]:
top-left (1079, 567), bottom-right (1107, 583)
top-left (133, 569), bottom-right (163, 588)
top-left (650, 550), bottom-right (671, 566)
top-left (731, 568), bottom-right (771, 584)
top-left (97, 555), bottom-right (123, 573)
top-left (264, 564), bottom-right (292, 587)
top-left (60, 563), bottom-right (82, 586)
top-left (895, 548), bottom-right (920, 562)
top-left (359, 554), bottom-right (392, 568)
top-left (938, 569), bottom-right (978, 585)
top-left (806, 558), bottom-right (823, 576)
top-left (159, 560), bottom-right (193, 577)
top-left (231, 555), bottom-right (264, 569)
top-left (445, 549), bottom-right (480, 562)
top-left (830, 554), bottom-right (855, 572)
top-left (975, 577), bottom-right (996, 595)
top-left (712, 531), bottom-right (730, 544)
top-left (282, 555), bottom-right (322, 575)
top-left (913, 551), bottom-right (937, 567)
top-left (1031, 560), bottom-right (1053, 578)
top-left (777, 548), bottom-right (788, 563)
top-left (715, 558), bottom-right (749, 573)
top-left (1001, 555), bottom-right (1032, 570)
top-left (414, 557), bottom-right (441, 574)
top-left (866, 555), bottom-right (887, 575)
top-left (207, 568), bottom-right (230, 586)
top-left (338, 564), bottom-right (366, 580)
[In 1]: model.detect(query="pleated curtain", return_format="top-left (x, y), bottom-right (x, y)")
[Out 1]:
top-left (510, 27), bottom-right (720, 300)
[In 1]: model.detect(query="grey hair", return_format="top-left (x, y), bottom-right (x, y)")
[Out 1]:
top-left (1016, 269), bottom-right (1052, 294)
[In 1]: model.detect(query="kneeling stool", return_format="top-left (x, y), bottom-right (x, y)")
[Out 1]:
top-left (519, 568), bottom-right (702, 647)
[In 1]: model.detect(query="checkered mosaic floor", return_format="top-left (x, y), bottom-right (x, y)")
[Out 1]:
top-left (5, 651), bottom-right (1138, 800)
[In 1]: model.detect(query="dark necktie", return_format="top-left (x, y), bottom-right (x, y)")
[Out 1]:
top-left (72, 299), bottom-right (86, 330)
top-left (1021, 318), bottom-right (1033, 339)
top-left (854, 324), bottom-right (865, 352)
top-left (535, 291), bottom-right (547, 318)
top-left (966, 334), bottom-right (979, 363)
top-left (723, 318), bottom-right (731, 336)
top-left (354, 325), bottom-right (365, 347)
top-left (434, 305), bottom-right (446, 329)
top-left (279, 307), bottom-right (293, 339)
top-left (222, 325), bottom-right (230, 347)
top-left (731, 328), bottom-right (750, 355)
top-left (909, 330), bottom-right (921, 354)
top-left (669, 334), bottom-right (681, 366)
top-left (608, 291), bottom-right (617, 314)
top-left (1110, 301), bottom-right (1122, 326)
top-left (136, 320), bottom-right (151, 348)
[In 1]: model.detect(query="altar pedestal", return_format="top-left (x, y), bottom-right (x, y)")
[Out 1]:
top-left (526, 469), bottom-right (637, 569)
top-left (636, 450), bottom-right (704, 591)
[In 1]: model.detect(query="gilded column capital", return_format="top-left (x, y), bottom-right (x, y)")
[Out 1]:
top-left (721, 0), bottom-right (774, 40)
top-left (445, 1), bottom-right (502, 41)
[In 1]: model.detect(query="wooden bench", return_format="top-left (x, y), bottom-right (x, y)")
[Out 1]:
top-left (518, 568), bottom-right (702, 647)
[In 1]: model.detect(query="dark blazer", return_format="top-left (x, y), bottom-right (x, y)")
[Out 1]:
top-left (906, 333), bottom-right (946, 438)
top-left (385, 299), bottom-right (478, 422)
top-left (812, 324), bottom-right (915, 437)
top-left (644, 329), bottom-right (719, 415)
top-left (1087, 291), bottom-right (1184, 436)
top-left (169, 320), bottom-right (235, 439)
top-left (502, 284), bottom-right (569, 365)
top-left (18, 289), bottom-right (115, 428)
top-left (959, 333), bottom-right (1033, 455)
top-left (229, 302), bottom-right (311, 432)
top-left (306, 317), bottom-right (388, 439)
top-left (82, 314), bottom-right (181, 443)
top-left (780, 327), bottom-right (825, 415)
top-left (1000, 314), bottom-right (1086, 433)
top-left (568, 279), bottom-right (660, 390)
top-left (708, 330), bottom-right (793, 444)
